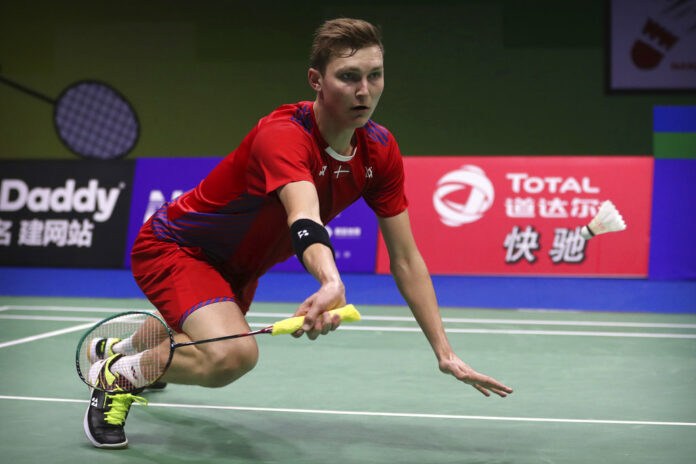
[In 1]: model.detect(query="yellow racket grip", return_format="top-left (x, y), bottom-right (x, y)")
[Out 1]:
top-left (271, 304), bottom-right (361, 335)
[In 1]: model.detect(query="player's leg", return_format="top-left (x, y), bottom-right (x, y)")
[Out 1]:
top-left (158, 300), bottom-right (259, 388)
top-left (84, 301), bottom-right (258, 448)
top-left (129, 233), bottom-right (259, 387)
top-left (84, 222), bottom-right (180, 449)
top-left (85, 219), bottom-right (252, 448)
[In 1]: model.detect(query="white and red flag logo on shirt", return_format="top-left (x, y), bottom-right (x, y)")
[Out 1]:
top-left (332, 165), bottom-right (351, 179)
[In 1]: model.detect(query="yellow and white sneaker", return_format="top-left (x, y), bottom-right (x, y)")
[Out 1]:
top-left (87, 338), bottom-right (121, 363)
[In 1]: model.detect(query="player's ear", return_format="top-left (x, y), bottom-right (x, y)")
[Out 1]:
top-left (308, 68), bottom-right (322, 92)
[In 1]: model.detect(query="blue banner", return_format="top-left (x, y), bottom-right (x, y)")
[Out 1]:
top-left (654, 106), bottom-right (696, 132)
top-left (649, 158), bottom-right (696, 279)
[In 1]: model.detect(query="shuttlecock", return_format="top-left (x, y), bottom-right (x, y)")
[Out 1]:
top-left (580, 200), bottom-right (627, 239)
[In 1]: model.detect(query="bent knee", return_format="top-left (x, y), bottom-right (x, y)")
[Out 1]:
top-left (201, 338), bottom-right (258, 388)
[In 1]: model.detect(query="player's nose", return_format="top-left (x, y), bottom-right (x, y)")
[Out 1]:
top-left (356, 77), bottom-right (369, 96)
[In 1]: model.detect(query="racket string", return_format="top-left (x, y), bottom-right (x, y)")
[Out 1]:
top-left (77, 312), bottom-right (172, 391)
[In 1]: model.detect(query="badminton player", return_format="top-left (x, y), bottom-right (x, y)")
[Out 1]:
top-left (84, 17), bottom-right (513, 449)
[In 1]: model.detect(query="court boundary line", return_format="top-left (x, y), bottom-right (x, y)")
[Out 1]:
top-left (0, 315), bottom-right (99, 322)
top-left (3, 305), bottom-right (155, 313)
top-left (0, 395), bottom-right (693, 427)
top-left (2, 315), bottom-right (695, 341)
top-left (368, 315), bottom-right (696, 329)
top-left (0, 322), bottom-right (95, 349)
top-left (338, 325), bottom-right (696, 339)
top-left (3, 304), bottom-right (696, 329)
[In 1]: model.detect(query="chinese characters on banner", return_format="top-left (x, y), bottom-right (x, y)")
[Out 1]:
top-left (503, 225), bottom-right (587, 264)
top-left (0, 161), bottom-right (134, 267)
top-left (376, 156), bottom-right (653, 276)
top-left (1, 218), bottom-right (95, 248)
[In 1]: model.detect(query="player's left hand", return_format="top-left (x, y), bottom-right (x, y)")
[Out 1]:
top-left (438, 354), bottom-right (513, 398)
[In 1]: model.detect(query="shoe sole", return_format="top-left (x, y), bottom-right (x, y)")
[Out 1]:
top-left (147, 382), bottom-right (167, 390)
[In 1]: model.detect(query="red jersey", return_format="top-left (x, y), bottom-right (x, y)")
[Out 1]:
top-left (150, 101), bottom-right (407, 304)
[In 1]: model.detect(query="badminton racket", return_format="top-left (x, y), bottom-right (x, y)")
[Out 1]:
top-left (0, 73), bottom-right (139, 160)
top-left (76, 305), bottom-right (361, 393)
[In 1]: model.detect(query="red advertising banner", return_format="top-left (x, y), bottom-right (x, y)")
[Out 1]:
top-left (376, 156), bottom-right (653, 277)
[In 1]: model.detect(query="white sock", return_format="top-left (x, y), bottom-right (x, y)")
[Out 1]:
top-left (113, 337), bottom-right (136, 355)
top-left (111, 352), bottom-right (146, 386)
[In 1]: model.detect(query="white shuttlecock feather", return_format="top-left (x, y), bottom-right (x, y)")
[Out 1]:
top-left (580, 200), bottom-right (627, 239)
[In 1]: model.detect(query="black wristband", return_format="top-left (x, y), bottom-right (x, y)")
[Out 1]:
top-left (290, 219), bottom-right (335, 269)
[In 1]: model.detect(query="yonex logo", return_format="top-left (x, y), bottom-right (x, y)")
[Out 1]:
top-left (433, 165), bottom-right (494, 227)
top-left (298, 230), bottom-right (309, 239)
top-left (91, 397), bottom-right (99, 407)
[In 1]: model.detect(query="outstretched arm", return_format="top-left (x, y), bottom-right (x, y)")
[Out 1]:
top-left (378, 210), bottom-right (513, 397)
top-left (277, 180), bottom-right (344, 339)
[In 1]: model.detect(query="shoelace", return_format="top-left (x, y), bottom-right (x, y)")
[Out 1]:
top-left (104, 393), bottom-right (148, 426)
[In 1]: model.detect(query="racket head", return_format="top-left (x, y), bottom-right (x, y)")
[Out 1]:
top-left (76, 311), bottom-right (173, 393)
top-left (53, 80), bottom-right (140, 160)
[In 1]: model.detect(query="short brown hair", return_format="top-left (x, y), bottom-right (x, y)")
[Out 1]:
top-left (310, 18), bottom-right (383, 74)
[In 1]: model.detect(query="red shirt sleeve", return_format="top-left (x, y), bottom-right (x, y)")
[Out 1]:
top-left (363, 135), bottom-right (408, 217)
top-left (246, 120), bottom-right (315, 195)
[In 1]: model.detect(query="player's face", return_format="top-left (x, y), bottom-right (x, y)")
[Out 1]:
top-left (316, 45), bottom-right (384, 129)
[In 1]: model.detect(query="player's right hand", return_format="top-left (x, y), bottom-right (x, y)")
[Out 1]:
top-left (292, 281), bottom-right (346, 340)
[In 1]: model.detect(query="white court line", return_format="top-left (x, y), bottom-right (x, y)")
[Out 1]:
top-left (248, 313), bottom-right (696, 329)
top-left (0, 395), bottom-right (693, 427)
top-left (4, 305), bottom-right (154, 313)
top-left (368, 315), bottom-right (696, 329)
top-left (5, 305), bottom-right (696, 330)
top-left (0, 315), bottom-right (99, 322)
top-left (1, 314), bottom-right (694, 340)
top-left (0, 322), bottom-right (95, 349)
top-left (328, 325), bottom-right (696, 339)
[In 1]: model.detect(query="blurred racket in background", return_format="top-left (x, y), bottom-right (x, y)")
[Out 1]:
top-left (0, 72), bottom-right (139, 160)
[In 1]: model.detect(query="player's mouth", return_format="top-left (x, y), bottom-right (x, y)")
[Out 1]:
top-left (351, 105), bottom-right (370, 112)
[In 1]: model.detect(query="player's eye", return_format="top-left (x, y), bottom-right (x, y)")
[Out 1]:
top-left (339, 72), bottom-right (359, 82)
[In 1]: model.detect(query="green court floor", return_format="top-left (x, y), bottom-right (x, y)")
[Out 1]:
top-left (1, 296), bottom-right (695, 463)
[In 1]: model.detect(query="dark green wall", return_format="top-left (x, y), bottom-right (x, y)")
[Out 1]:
top-left (1, 0), bottom-right (694, 160)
